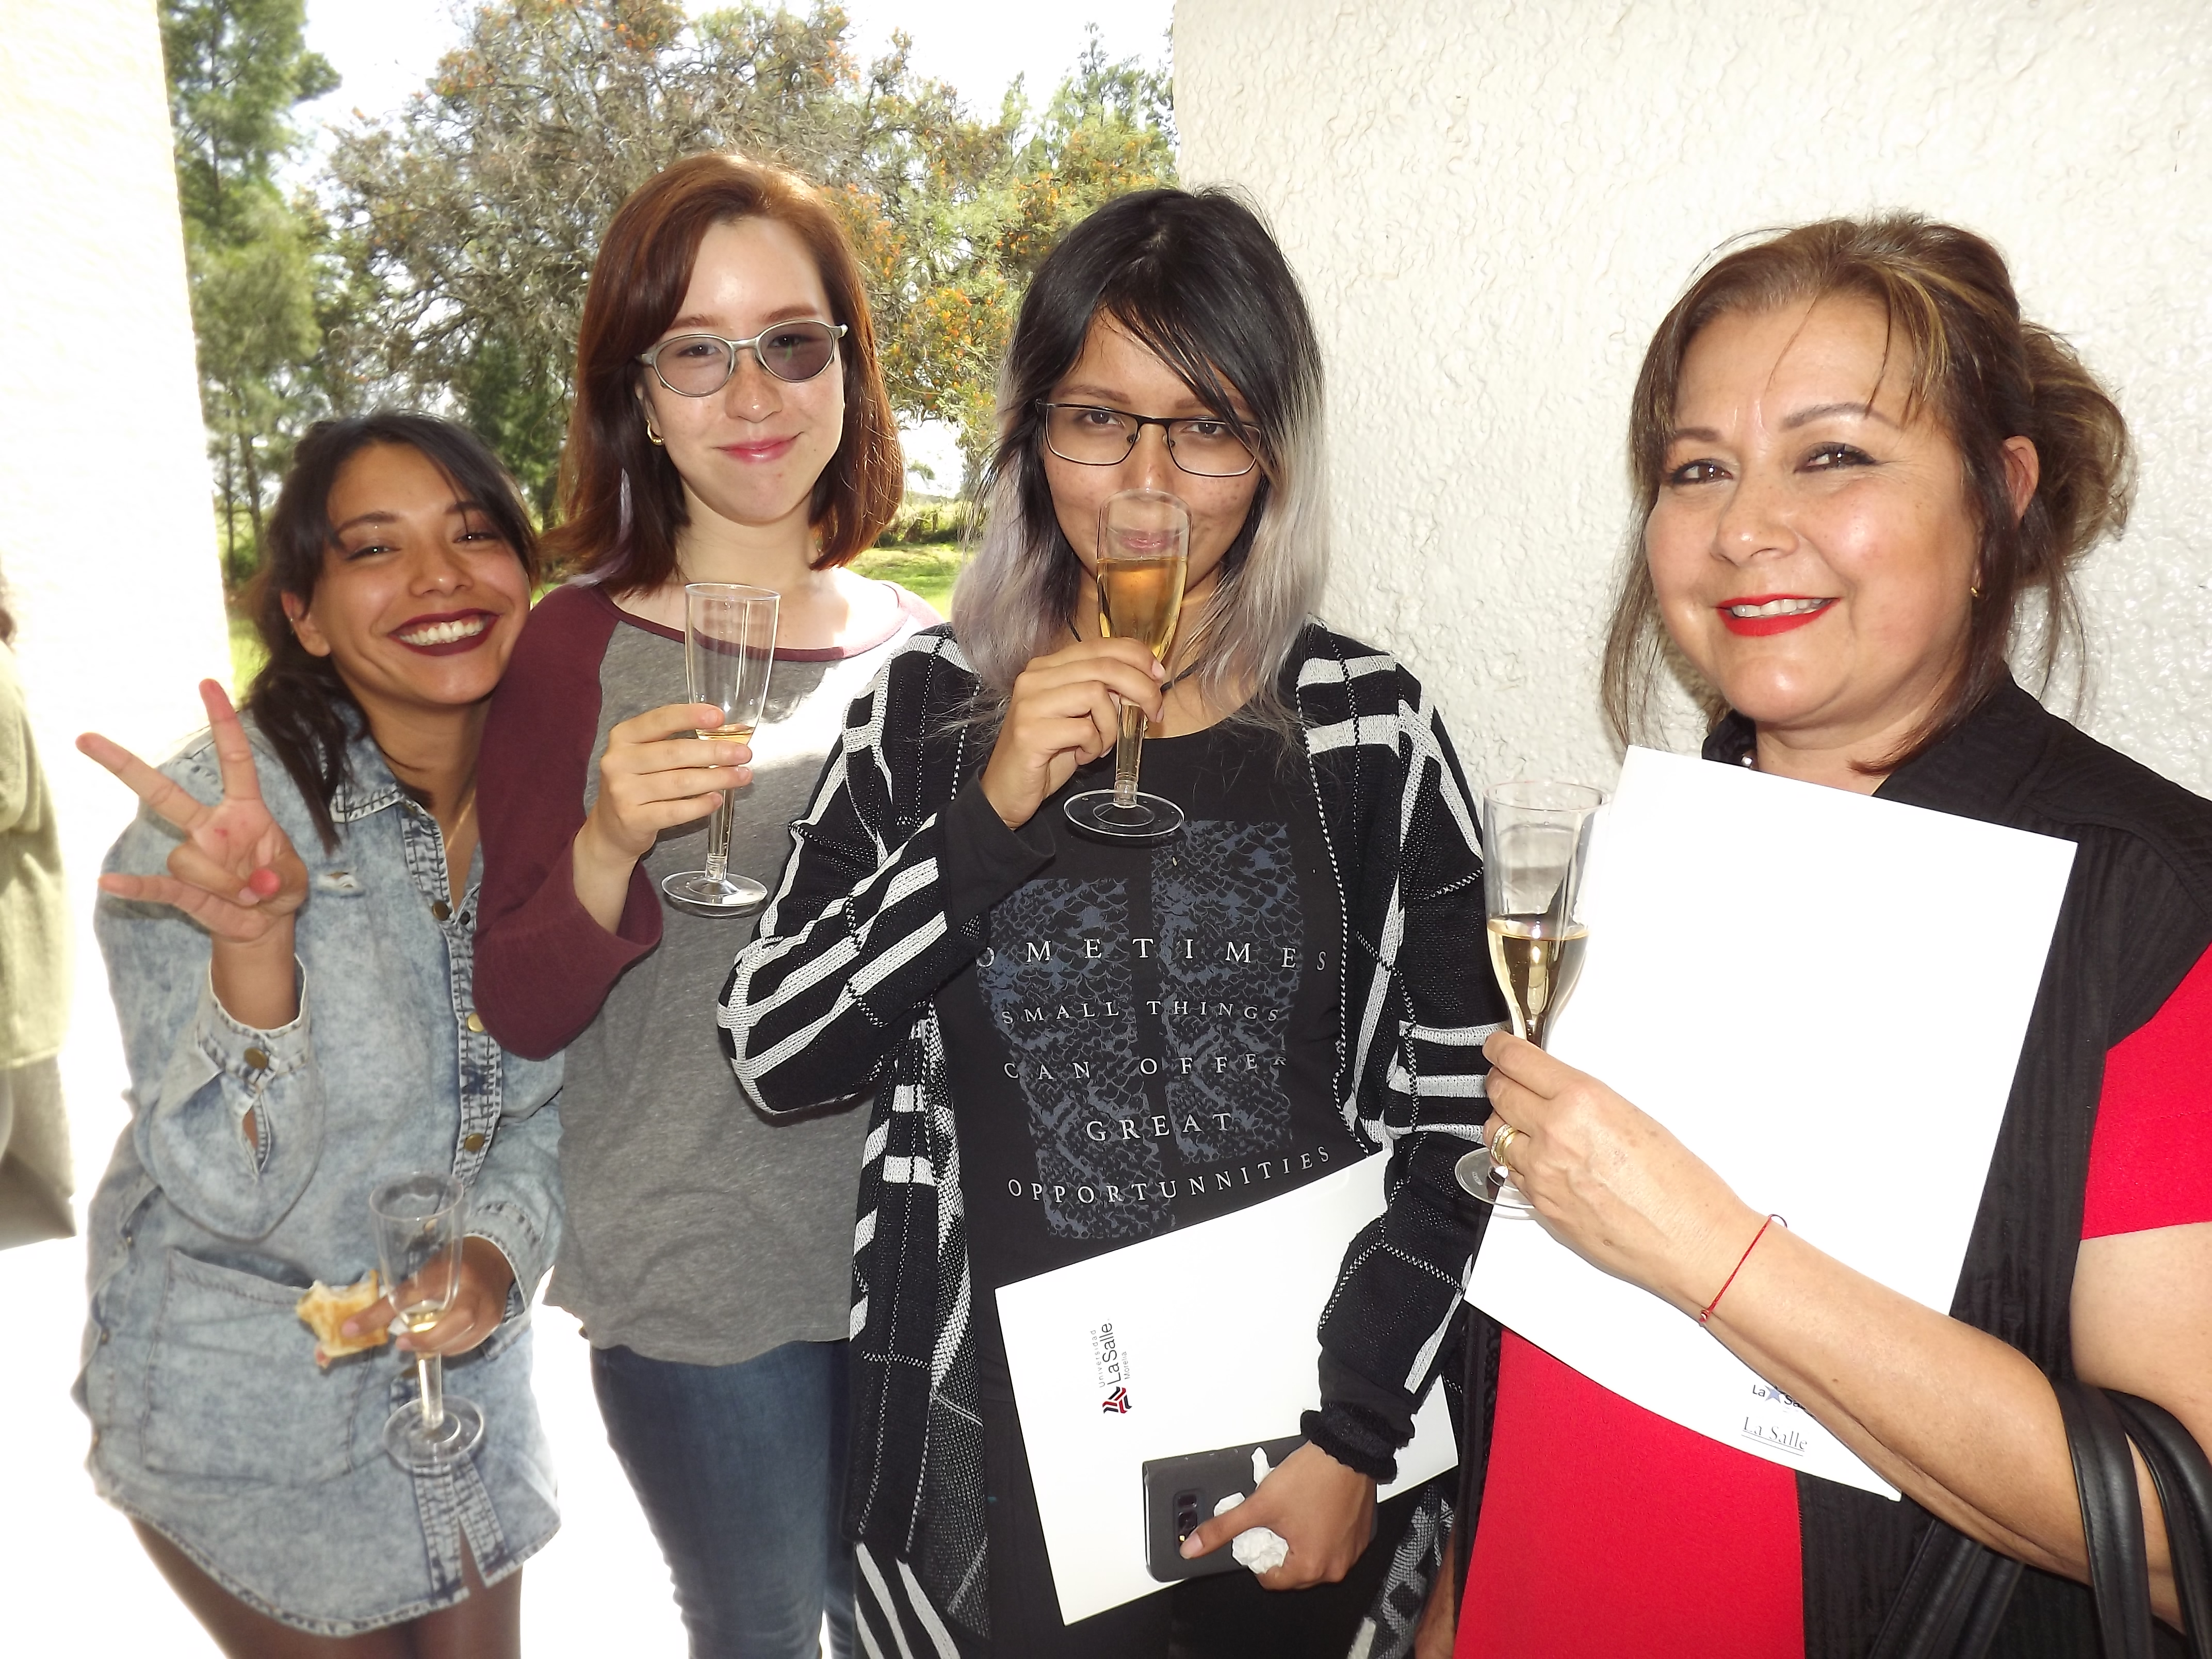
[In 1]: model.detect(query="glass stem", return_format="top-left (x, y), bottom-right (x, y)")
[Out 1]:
top-left (418, 1352), bottom-right (444, 1432)
top-left (703, 791), bottom-right (734, 885)
top-left (1112, 704), bottom-right (1148, 809)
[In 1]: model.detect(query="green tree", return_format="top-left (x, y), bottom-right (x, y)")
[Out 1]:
top-left (856, 27), bottom-right (1177, 487)
top-left (326, 2), bottom-right (1177, 512)
top-left (159, 0), bottom-right (339, 582)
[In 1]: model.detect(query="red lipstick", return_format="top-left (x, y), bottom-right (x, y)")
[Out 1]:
top-left (1715, 594), bottom-right (1836, 637)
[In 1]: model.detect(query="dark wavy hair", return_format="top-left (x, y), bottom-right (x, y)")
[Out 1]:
top-left (544, 152), bottom-right (902, 591)
top-left (1604, 215), bottom-right (2133, 770)
top-left (245, 414), bottom-right (538, 850)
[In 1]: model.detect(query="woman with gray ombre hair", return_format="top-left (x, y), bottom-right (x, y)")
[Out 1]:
top-left (721, 187), bottom-right (1503, 1657)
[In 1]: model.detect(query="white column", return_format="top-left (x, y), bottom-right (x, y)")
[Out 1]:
top-left (1, 0), bottom-right (234, 1185)
top-left (0, 7), bottom-right (231, 1645)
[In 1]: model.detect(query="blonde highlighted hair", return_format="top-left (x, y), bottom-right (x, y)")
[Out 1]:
top-left (952, 188), bottom-right (1328, 733)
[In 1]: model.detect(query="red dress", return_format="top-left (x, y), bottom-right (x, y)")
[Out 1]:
top-left (1456, 947), bottom-right (2212, 1658)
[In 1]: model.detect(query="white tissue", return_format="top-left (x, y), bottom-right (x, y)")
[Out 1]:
top-left (1209, 1491), bottom-right (1291, 1575)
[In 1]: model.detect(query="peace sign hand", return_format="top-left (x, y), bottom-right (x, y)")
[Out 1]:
top-left (80, 679), bottom-right (309, 945)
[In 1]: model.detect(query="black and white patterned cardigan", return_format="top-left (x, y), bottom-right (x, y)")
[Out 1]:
top-left (718, 622), bottom-right (1502, 1655)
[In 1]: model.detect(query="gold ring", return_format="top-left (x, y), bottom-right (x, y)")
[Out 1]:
top-left (1489, 1124), bottom-right (1521, 1179)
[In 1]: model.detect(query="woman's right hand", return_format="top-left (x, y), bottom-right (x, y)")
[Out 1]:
top-left (980, 638), bottom-right (1166, 830)
top-left (79, 678), bottom-right (307, 942)
top-left (79, 678), bottom-right (307, 1033)
top-left (571, 702), bottom-right (751, 931)
top-left (580, 702), bottom-right (753, 862)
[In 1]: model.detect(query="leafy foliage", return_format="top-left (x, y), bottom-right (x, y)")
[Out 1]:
top-left (160, 0), bottom-right (339, 579)
top-left (325, 2), bottom-right (1175, 507)
top-left (164, 0), bottom-right (1176, 577)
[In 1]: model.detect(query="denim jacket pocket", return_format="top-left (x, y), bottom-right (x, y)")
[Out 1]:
top-left (139, 1250), bottom-right (373, 1486)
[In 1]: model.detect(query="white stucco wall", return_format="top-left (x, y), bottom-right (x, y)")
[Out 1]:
top-left (1174, 0), bottom-right (2212, 795)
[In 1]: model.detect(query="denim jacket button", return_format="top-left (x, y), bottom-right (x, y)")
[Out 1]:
top-left (432, 900), bottom-right (452, 921)
top-left (462, 1132), bottom-right (486, 1152)
top-left (464, 1012), bottom-right (485, 1034)
top-left (243, 1047), bottom-right (270, 1071)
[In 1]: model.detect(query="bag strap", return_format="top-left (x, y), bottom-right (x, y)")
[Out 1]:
top-left (1868, 1522), bottom-right (2022, 1659)
top-left (2056, 1377), bottom-right (2157, 1659)
top-left (2109, 1391), bottom-right (2212, 1659)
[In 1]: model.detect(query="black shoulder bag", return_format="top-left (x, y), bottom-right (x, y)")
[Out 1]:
top-left (1869, 1381), bottom-right (2212, 1659)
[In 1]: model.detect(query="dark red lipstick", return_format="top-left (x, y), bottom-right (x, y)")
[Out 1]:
top-left (391, 610), bottom-right (499, 656)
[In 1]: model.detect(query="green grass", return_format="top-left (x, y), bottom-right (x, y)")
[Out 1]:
top-left (222, 543), bottom-right (966, 695)
top-left (229, 613), bottom-right (265, 695)
top-left (852, 543), bottom-right (966, 617)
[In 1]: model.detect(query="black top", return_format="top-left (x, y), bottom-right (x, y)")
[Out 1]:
top-left (1457, 681), bottom-right (2212, 1659)
top-left (938, 725), bottom-right (1361, 1365)
top-left (721, 624), bottom-right (1501, 1648)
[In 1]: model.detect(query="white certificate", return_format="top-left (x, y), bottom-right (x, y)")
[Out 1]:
top-left (1466, 745), bottom-right (2075, 1496)
top-left (995, 1153), bottom-right (1458, 1624)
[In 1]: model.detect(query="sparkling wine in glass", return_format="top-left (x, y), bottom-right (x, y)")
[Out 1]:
top-left (1064, 489), bottom-right (1190, 845)
top-left (370, 1173), bottom-right (484, 1470)
top-left (1457, 780), bottom-right (1606, 1214)
top-left (662, 582), bottom-right (779, 913)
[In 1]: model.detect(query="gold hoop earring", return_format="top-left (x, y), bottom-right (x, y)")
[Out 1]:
top-left (1970, 581), bottom-right (1984, 600)
top-left (644, 420), bottom-right (664, 447)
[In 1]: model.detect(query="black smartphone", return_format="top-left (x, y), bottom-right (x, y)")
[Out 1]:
top-left (1140, 1434), bottom-right (1305, 1582)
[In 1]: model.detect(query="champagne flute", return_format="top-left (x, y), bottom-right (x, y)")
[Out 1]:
top-left (370, 1173), bottom-right (484, 1470)
top-left (662, 582), bottom-right (779, 913)
top-left (1456, 780), bottom-right (1606, 1214)
top-left (1064, 489), bottom-right (1190, 845)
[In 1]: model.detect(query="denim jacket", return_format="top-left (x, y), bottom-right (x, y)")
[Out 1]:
top-left (75, 722), bottom-right (564, 1633)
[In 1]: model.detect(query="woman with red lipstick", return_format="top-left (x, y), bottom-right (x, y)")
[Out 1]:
top-left (1441, 217), bottom-right (2212, 1658)
top-left (472, 154), bottom-right (924, 1659)
top-left (75, 414), bottom-right (561, 1655)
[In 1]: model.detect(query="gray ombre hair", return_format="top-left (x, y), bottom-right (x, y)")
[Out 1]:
top-left (950, 188), bottom-right (1328, 734)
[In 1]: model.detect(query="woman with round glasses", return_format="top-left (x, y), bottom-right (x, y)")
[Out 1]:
top-left (473, 152), bottom-right (926, 1659)
top-left (723, 186), bottom-right (1500, 1657)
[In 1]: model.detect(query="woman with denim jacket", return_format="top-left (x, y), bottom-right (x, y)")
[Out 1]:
top-left (74, 414), bottom-right (561, 1657)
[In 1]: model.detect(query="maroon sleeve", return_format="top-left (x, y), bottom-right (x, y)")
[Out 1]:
top-left (474, 584), bottom-right (663, 1060)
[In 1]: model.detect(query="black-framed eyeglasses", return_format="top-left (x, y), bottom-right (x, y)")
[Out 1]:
top-left (1035, 401), bottom-right (1260, 479)
top-left (637, 320), bottom-right (848, 396)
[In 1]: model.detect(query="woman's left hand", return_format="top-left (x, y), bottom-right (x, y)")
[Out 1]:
top-left (1482, 1030), bottom-right (1758, 1315)
top-left (341, 1236), bottom-right (516, 1358)
top-left (1177, 1440), bottom-right (1376, 1590)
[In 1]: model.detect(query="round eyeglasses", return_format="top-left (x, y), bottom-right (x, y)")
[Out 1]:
top-left (638, 320), bottom-right (848, 396)
top-left (1036, 402), bottom-right (1260, 479)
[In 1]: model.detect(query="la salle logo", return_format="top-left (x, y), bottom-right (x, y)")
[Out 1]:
top-left (1101, 1386), bottom-right (1132, 1414)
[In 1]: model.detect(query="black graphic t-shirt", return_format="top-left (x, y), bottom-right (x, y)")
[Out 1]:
top-left (938, 722), bottom-right (1361, 1352)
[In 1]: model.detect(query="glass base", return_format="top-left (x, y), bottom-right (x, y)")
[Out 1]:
top-left (662, 870), bottom-right (769, 914)
top-left (1455, 1145), bottom-right (1535, 1216)
top-left (382, 1393), bottom-right (484, 1472)
top-left (1064, 789), bottom-right (1184, 845)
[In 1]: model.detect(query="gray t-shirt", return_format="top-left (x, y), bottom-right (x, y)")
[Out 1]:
top-left (475, 580), bottom-right (933, 1365)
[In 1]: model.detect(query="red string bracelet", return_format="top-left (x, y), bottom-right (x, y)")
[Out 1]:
top-left (1697, 1213), bottom-right (1787, 1325)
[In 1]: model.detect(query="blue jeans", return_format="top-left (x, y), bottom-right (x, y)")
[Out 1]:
top-left (592, 1339), bottom-right (855, 1659)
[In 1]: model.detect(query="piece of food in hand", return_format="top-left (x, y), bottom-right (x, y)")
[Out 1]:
top-left (294, 1272), bottom-right (386, 1368)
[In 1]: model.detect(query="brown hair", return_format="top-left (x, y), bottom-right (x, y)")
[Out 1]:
top-left (1602, 215), bottom-right (2133, 769)
top-left (544, 153), bottom-right (901, 591)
